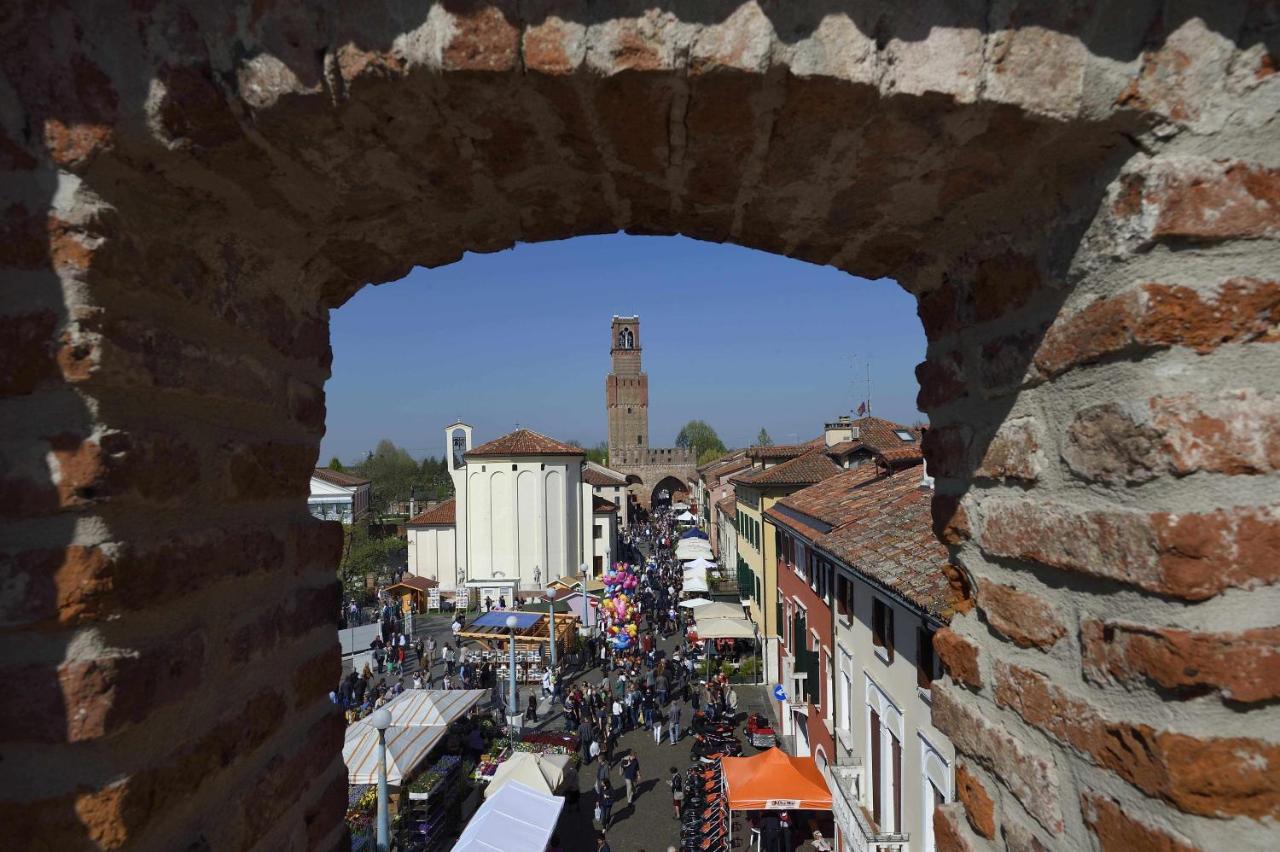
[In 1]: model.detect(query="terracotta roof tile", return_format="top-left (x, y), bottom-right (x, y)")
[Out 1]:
top-left (716, 495), bottom-right (738, 516)
top-left (312, 467), bottom-right (370, 487)
top-left (735, 449), bottom-right (842, 487)
top-left (465, 428), bottom-right (585, 457)
top-left (593, 495), bottom-right (618, 513)
top-left (825, 417), bottom-right (921, 457)
top-left (766, 464), bottom-right (955, 620)
top-left (584, 463), bottom-right (628, 486)
top-left (407, 498), bottom-right (456, 526)
top-left (745, 437), bottom-right (823, 461)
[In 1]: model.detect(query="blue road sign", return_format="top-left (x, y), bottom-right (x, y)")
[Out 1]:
top-left (772, 684), bottom-right (788, 702)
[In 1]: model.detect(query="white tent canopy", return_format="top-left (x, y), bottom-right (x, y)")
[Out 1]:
top-left (693, 601), bottom-right (748, 620)
top-left (682, 574), bottom-right (709, 593)
top-left (685, 557), bottom-right (718, 569)
top-left (484, 752), bottom-right (574, 798)
top-left (455, 781), bottom-right (566, 852)
top-left (343, 689), bottom-right (486, 785)
top-left (678, 597), bottom-right (713, 609)
top-left (676, 541), bottom-right (714, 559)
top-left (676, 510), bottom-right (697, 521)
top-left (694, 617), bottom-right (757, 639)
top-left (672, 502), bottom-right (690, 511)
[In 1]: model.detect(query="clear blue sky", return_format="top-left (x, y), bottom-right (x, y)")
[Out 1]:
top-left (321, 234), bottom-right (926, 463)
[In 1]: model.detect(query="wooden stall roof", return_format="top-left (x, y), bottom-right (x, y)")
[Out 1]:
top-left (385, 577), bottom-right (438, 593)
top-left (455, 610), bottom-right (578, 651)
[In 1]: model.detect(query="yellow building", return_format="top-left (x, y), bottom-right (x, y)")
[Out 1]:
top-left (733, 443), bottom-right (841, 684)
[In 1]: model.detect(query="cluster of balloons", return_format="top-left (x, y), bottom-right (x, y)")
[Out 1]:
top-left (599, 561), bottom-right (641, 650)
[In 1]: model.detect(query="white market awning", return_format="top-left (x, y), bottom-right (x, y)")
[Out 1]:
top-left (484, 752), bottom-right (574, 799)
top-left (693, 601), bottom-right (748, 620)
top-left (685, 557), bottom-right (718, 569)
top-left (682, 574), bottom-right (709, 593)
top-left (455, 781), bottom-right (566, 852)
top-left (676, 510), bottom-right (697, 521)
top-left (343, 689), bottom-right (486, 785)
top-left (678, 597), bottom-right (713, 608)
top-left (694, 617), bottom-right (757, 640)
top-left (676, 541), bottom-right (714, 559)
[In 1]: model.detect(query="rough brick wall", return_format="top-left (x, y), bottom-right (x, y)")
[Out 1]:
top-left (1, 2), bottom-right (1275, 849)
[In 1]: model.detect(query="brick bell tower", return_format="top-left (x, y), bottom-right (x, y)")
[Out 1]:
top-left (606, 315), bottom-right (648, 463)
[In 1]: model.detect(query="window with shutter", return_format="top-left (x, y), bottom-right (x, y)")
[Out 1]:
top-left (870, 709), bottom-right (882, 826)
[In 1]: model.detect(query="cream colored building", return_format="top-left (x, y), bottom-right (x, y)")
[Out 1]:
top-left (405, 499), bottom-right (458, 590)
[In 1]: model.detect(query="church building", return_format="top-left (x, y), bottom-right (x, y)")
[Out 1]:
top-left (405, 422), bottom-right (623, 600)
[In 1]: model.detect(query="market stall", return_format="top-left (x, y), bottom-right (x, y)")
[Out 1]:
top-left (454, 610), bottom-right (578, 684)
top-left (678, 597), bottom-right (713, 609)
top-left (693, 601), bottom-right (749, 620)
top-left (720, 748), bottom-right (832, 846)
top-left (343, 689), bottom-right (488, 784)
top-left (384, 576), bottom-right (438, 614)
top-left (454, 781), bottom-right (565, 852)
top-left (680, 528), bottom-right (710, 540)
top-left (483, 752), bottom-right (574, 798)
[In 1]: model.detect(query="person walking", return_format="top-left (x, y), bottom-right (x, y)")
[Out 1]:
top-left (669, 767), bottom-right (684, 819)
top-left (652, 704), bottom-right (664, 745)
top-left (779, 809), bottom-right (793, 852)
top-left (526, 692), bottom-right (538, 723)
top-left (620, 751), bottom-right (641, 805)
top-left (596, 780), bottom-right (615, 829)
top-left (668, 702), bottom-right (682, 745)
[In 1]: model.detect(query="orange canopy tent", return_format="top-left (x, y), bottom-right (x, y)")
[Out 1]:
top-left (720, 748), bottom-right (832, 811)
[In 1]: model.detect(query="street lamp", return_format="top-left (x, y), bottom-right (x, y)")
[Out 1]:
top-left (545, 585), bottom-right (558, 704)
top-left (506, 614), bottom-right (520, 723)
top-left (370, 707), bottom-right (392, 852)
top-left (578, 562), bottom-right (591, 634)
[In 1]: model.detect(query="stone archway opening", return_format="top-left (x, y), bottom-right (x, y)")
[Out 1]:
top-left (8, 4), bottom-right (1276, 850)
top-left (649, 475), bottom-right (690, 510)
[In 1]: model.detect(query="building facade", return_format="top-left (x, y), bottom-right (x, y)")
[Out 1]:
top-left (308, 468), bottom-right (371, 523)
top-left (767, 456), bottom-right (958, 852)
top-left (603, 315), bottom-right (696, 505)
top-left (405, 499), bottom-right (457, 590)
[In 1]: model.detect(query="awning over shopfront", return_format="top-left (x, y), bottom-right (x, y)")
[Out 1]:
top-left (685, 557), bottom-right (717, 569)
top-left (680, 528), bottom-right (709, 540)
top-left (721, 748), bottom-right (833, 811)
top-left (678, 597), bottom-right (713, 609)
top-left (693, 617), bottom-right (757, 639)
top-left (455, 780), bottom-right (566, 852)
top-left (682, 574), bottom-right (709, 593)
top-left (343, 689), bottom-right (487, 784)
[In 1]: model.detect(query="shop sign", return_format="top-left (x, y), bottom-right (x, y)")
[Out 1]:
top-left (765, 799), bottom-right (801, 810)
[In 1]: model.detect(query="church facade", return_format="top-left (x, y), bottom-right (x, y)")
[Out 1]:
top-left (605, 316), bottom-right (697, 507)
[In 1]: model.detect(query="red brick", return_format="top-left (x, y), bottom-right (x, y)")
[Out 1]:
top-left (973, 418), bottom-right (1041, 482)
top-left (1148, 390), bottom-right (1280, 476)
top-left (917, 279), bottom-right (959, 340)
top-left (1036, 279), bottom-right (1280, 376)
top-left (955, 762), bottom-right (997, 839)
top-left (978, 501), bottom-right (1280, 600)
top-left (1082, 792), bottom-right (1196, 852)
top-left (291, 646), bottom-right (341, 710)
top-left (922, 424), bottom-right (971, 480)
top-left (1063, 402), bottom-right (1165, 483)
top-left (1149, 162), bottom-right (1280, 241)
top-left (995, 661), bottom-right (1280, 820)
top-left (442, 5), bottom-right (520, 72)
top-left (0, 311), bottom-right (59, 396)
top-left (933, 803), bottom-right (974, 851)
top-left (934, 628), bottom-right (982, 689)
top-left (226, 440), bottom-right (316, 499)
top-left (976, 579), bottom-right (1065, 650)
top-left (968, 252), bottom-right (1042, 323)
top-left (932, 684), bottom-right (1064, 834)
top-left (976, 326), bottom-right (1045, 393)
top-left (1081, 619), bottom-right (1280, 704)
top-left (916, 350), bottom-right (966, 410)
top-left (931, 493), bottom-right (972, 545)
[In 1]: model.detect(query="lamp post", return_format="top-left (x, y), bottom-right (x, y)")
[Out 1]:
top-left (579, 562), bottom-right (591, 634)
top-left (545, 585), bottom-right (558, 703)
top-left (370, 707), bottom-right (392, 852)
top-left (506, 613), bottom-right (519, 722)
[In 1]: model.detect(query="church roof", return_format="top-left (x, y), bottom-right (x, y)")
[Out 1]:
top-left (465, 429), bottom-right (585, 458)
top-left (407, 498), bottom-right (456, 526)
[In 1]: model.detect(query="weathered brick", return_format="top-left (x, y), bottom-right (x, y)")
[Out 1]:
top-left (1146, 162), bottom-right (1280, 241)
top-left (978, 501), bottom-right (1280, 600)
top-left (442, 4), bottom-right (520, 72)
top-left (932, 684), bottom-right (1064, 834)
top-left (1148, 390), bottom-right (1280, 476)
top-left (1063, 402), bottom-right (1165, 484)
top-left (995, 661), bottom-right (1280, 820)
top-left (931, 493), bottom-right (972, 544)
top-left (934, 628), bottom-right (982, 689)
top-left (1035, 279), bottom-right (1280, 376)
top-left (226, 440), bottom-right (316, 499)
top-left (968, 252), bottom-right (1042, 323)
top-left (291, 646), bottom-right (341, 709)
top-left (973, 417), bottom-right (1042, 482)
top-left (0, 311), bottom-right (59, 395)
top-left (922, 424), bottom-right (972, 480)
top-left (1081, 792), bottom-right (1196, 852)
top-left (1081, 619), bottom-right (1280, 704)
top-left (933, 802), bottom-right (975, 851)
top-left (955, 762), bottom-right (997, 839)
top-left (916, 350), bottom-right (967, 410)
top-left (976, 579), bottom-right (1065, 650)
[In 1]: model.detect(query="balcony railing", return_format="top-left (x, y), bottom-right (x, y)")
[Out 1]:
top-left (830, 762), bottom-right (909, 852)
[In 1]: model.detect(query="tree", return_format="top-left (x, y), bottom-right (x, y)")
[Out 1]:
top-left (339, 525), bottom-right (407, 599)
top-left (698, 446), bottom-right (727, 465)
top-left (755, 428), bottom-right (773, 446)
top-left (350, 439), bottom-right (454, 515)
top-left (328, 457), bottom-right (345, 471)
top-left (675, 419), bottom-right (727, 460)
top-left (586, 441), bottom-right (609, 465)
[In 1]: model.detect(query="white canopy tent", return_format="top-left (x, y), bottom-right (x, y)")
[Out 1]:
top-left (692, 601), bottom-right (748, 620)
top-left (693, 617), bottom-right (757, 640)
top-left (484, 752), bottom-right (574, 798)
top-left (682, 574), bottom-right (709, 593)
top-left (685, 557), bottom-right (718, 569)
top-left (676, 510), bottom-right (697, 522)
top-left (672, 502), bottom-right (690, 511)
top-left (678, 597), bottom-right (713, 609)
top-left (676, 541), bottom-right (714, 560)
top-left (343, 689), bottom-right (487, 785)
top-left (455, 781), bottom-right (566, 852)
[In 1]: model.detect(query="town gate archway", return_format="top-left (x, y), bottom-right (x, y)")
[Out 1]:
top-left (5, 3), bottom-right (1277, 850)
